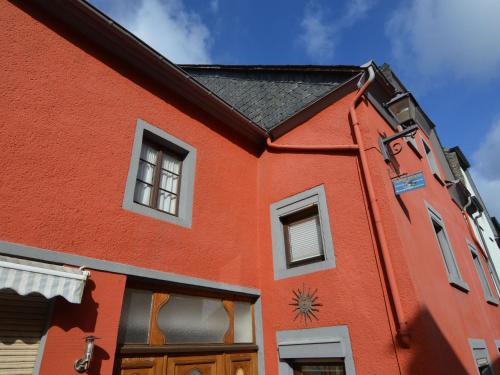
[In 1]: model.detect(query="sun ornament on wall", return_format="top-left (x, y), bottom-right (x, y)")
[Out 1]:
top-left (290, 284), bottom-right (322, 325)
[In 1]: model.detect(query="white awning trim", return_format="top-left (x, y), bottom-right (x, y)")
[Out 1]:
top-left (0, 255), bottom-right (90, 304)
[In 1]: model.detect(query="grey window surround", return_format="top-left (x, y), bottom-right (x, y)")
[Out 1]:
top-left (123, 119), bottom-right (196, 228)
top-left (277, 325), bottom-right (356, 375)
top-left (469, 338), bottom-right (494, 375)
top-left (421, 137), bottom-right (445, 185)
top-left (425, 202), bottom-right (469, 292)
top-left (468, 242), bottom-right (499, 306)
top-left (270, 185), bottom-right (335, 280)
top-left (495, 340), bottom-right (500, 354)
top-left (404, 134), bottom-right (422, 159)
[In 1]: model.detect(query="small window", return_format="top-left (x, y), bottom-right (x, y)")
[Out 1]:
top-left (123, 119), bottom-right (196, 228)
top-left (422, 138), bottom-right (443, 183)
top-left (469, 339), bottom-right (493, 375)
top-left (426, 204), bottom-right (469, 292)
top-left (270, 185), bottom-right (335, 280)
top-left (134, 141), bottom-right (182, 216)
top-left (469, 243), bottom-right (498, 305)
top-left (282, 205), bottom-right (325, 267)
top-left (277, 325), bottom-right (356, 375)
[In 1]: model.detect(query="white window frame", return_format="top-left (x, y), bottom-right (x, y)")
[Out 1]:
top-left (270, 185), bottom-right (335, 280)
top-left (123, 119), bottom-right (196, 228)
top-left (426, 203), bottom-right (469, 292)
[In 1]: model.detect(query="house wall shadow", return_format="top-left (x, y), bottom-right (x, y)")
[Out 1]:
top-left (398, 307), bottom-right (471, 375)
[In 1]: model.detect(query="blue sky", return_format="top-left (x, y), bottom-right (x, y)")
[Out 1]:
top-left (90, 0), bottom-right (500, 217)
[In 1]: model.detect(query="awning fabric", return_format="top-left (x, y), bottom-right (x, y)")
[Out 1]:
top-left (0, 254), bottom-right (90, 304)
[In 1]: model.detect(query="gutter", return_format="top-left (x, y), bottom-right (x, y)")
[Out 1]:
top-left (27, 0), bottom-right (267, 146)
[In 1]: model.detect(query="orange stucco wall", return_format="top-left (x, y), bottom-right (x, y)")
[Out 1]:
top-left (1, 2), bottom-right (500, 375)
top-left (40, 270), bottom-right (126, 375)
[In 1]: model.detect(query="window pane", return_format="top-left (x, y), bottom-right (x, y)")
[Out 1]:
top-left (141, 144), bottom-right (158, 165)
top-left (234, 301), bottom-right (253, 343)
top-left (134, 181), bottom-right (152, 206)
top-left (162, 153), bottom-right (181, 174)
top-left (288, 214), bottom-right (323, 262)
top-left (157, 294), bottom-right (229, 343)
top-left (473, 253), bottom-right (494, 298)
top-left (433, 222), bottom-right (459, 278)
top-left (159, 170), bottom-right (180, 194)
top-left (117, 289), bottom-right (152, 344)
top-left (157, 190), bottom-right (177, 215)
top-left (297, 363), bottom-right (345, 375)
top-left (137, 160), bottom-right (156, 184)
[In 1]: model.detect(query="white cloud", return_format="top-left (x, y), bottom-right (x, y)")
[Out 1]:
top-left (300, 3), bottom-right (336, 61)
top-left (299, 0), bottom-right (375, 62)
top-left (471, 119), bottom-right (500, 218)
top-left (386, 0), bottom-right (500, 79)
top-left (210, 0), bottom-right (219, 13)
top-left (118, 0), bottom-right (212, 63)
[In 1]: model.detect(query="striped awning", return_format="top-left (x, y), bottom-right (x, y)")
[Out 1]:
top-left (0, 254), bottom-right (90, 304)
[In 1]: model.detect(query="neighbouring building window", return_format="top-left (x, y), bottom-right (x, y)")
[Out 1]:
top-left (468, 243), bottom-right (499, 305)
top-left (123, 119), bottom-right (196, 228)
top-left (270, 185), bottom-right (335, 280)
top-left (422, 137), bottom-right (443, 182)
top-left (426, 203), bottom-right (469, 292)
top-left (469, 339), bottom-right (493, 375)
top-left (277, 326), bottom-right (356, 375)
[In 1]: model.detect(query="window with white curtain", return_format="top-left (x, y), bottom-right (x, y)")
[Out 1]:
top-left (134, 141), bottom-right (182, 216)
top-left (422, 138), bottom-right (442, 180)
top-left (123, 119), bottom-right (196, 228)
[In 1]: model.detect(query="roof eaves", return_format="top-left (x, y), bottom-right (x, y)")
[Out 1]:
top-left (29, 0), bottom-right (267, 145)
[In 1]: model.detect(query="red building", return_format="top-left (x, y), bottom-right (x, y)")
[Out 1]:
top-left (1, 1), bottom-right (499, 374)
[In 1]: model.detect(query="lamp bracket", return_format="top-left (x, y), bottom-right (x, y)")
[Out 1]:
top-left (379, 124), bottom-right (419, 162)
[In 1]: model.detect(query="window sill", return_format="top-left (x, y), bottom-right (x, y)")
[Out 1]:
top-left (449, 278), bottom-right (469, 293)
top-left (486, 297), bottom-right (499, 306)
top-left (433, 173), bottom-right (445, 186)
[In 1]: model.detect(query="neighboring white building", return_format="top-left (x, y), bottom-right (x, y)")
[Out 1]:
top-left (445, 146), bottom-right (500, 298)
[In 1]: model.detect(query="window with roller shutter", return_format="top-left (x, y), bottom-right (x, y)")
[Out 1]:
top-left (0, 291), bottom-right (50, 375)
top-left (270, 185), bottom-right (335, 280)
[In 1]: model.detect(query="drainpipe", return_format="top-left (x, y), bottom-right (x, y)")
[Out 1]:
top-left (267, 66), bottom-right (409, 347)
top-left (265, 138), bottom-right (359, 152)
top-left (349, 66), bottom-right (410, 344)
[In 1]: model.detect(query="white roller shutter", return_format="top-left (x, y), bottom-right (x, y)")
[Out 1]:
top-left (0, 291), bottom-right (49, 375)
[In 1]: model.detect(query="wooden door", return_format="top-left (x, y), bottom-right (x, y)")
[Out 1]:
top-left (115, 356), bottom-right (165, 375)
top-left (166, 354), bottom-right (224, 375)
top-left (225, 353), bottom-right (257, 375)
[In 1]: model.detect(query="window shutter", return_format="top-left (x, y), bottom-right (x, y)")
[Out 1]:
top-left (287, 215), bottom-right (323, 263)
top-left (0, 291), bottom-right (49, 375)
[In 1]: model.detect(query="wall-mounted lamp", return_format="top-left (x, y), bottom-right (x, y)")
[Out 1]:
top-left (74, 336), bottom-right (98, 373)
top-left (384, 92), bottom-right (417, 127)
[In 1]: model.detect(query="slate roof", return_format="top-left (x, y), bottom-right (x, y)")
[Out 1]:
top-left (181, 65), bottom-right (362, 131)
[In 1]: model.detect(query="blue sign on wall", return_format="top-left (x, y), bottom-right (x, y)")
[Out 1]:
top-left (393, 172), bottom-right (425, 195)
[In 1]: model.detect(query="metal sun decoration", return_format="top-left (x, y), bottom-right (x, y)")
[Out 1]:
top-left (290, 284), bottom-right (322, 325)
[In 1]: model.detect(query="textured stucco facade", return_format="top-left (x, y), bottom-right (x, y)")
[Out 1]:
top-left (1, 1), bottom-right (500, 375)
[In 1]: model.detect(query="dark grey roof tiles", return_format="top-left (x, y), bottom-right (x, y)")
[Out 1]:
top-left (181, 65), bottom-right (361, 131)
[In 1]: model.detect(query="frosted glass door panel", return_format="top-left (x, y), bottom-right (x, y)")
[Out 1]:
top-left (234, 302), bottom-right (253, 343)
top-left (157, 294), bottom-right (229, 343)
top-left (117, 288), bottom-right (153, 343)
